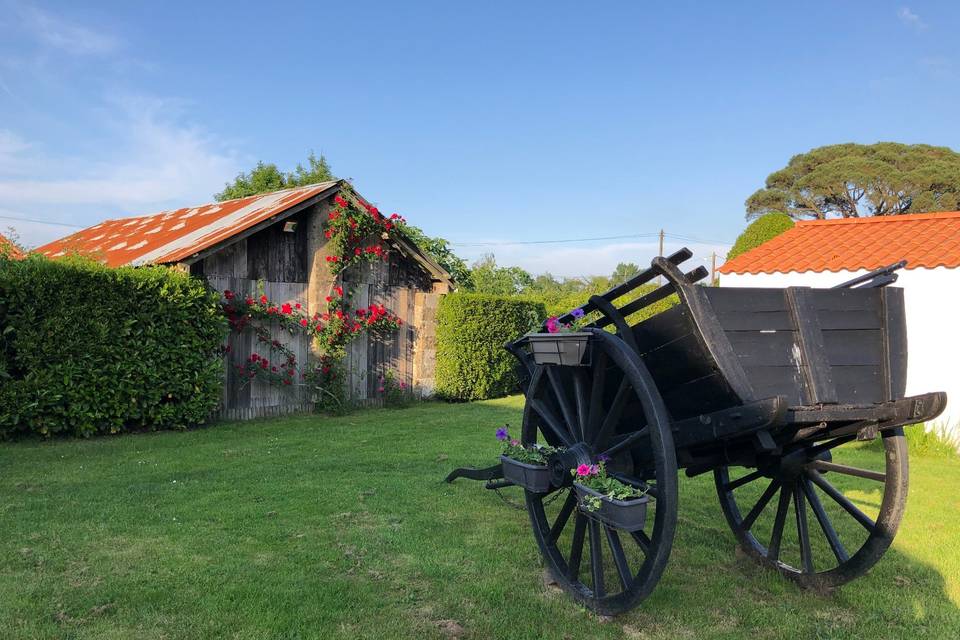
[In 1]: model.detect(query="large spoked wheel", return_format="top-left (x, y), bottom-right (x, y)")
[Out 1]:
top-left (715, 427), bottom-right (908, 589)
top-left (522, 329), bottom-right (678, 616)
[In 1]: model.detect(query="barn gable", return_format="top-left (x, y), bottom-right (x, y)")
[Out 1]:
top-left (34, 182), bottom-right (453, 419)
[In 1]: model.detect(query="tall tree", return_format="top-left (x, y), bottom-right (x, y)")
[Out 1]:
top-left (469, 254), bottom-right (533, 296)
top-left (215, 152), bottom-right (335, 201)
top-left (746, 142), bottom-right (960, 219)
top-left (403, 226), bottom-right (472, 287)
top-left (610, 262), bottom-right (640, 286)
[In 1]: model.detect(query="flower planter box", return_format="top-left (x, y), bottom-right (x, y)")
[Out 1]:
top-left (501, 455), bottom-right (553, 493)
top-left (574, 483), bottom-right (649, 532)
top-left (526, 332), bottom-right (591, 367)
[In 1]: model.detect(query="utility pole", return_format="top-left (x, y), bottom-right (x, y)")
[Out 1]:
top-left (711, 252), bottom-right (717, 286)
top-left (658, 229), bottom-right (665, 286)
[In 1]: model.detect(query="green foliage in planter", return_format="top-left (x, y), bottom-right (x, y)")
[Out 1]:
top-left (727, 213), bottom-right (795, 261)
top-left (435, 293), bottom-right (546, 401)
top-left (0, 256), bottom-right (227, 438)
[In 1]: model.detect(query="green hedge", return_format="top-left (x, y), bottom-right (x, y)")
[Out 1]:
top-left (435, 293), bottom-right (546, 401)
top-left (0, 256), bottom-right (226, 438)
top-left (727, 213), bottom-right (795, 261)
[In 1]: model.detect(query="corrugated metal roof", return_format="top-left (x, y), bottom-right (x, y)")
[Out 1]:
top-left (0, 232), bottom-right (25, 259)
top-left (719, 210), bottom-right (960, 274)
top-left (34, 182), bottom-right (338, 267)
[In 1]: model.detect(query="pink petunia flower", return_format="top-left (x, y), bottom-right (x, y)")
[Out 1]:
top-left (576, 464), bottom-right (591, 477)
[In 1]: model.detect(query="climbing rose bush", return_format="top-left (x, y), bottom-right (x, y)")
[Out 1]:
top-left (324, 191), bottom-right (408, 274)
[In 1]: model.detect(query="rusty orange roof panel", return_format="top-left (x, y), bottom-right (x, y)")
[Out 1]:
top-left (719, 211), bottom-right (960, 274)
top-left (0, 232), bottom-right (25, 259)
top-left (34, 182), bottom-right (339, 267)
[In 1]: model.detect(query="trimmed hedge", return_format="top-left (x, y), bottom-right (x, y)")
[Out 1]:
top-left (0, 256), bottom-right (226, 438)
top-left (435, 293), bottom-right (546, 401)
top-left (727, 213), bottom-right (795, 261)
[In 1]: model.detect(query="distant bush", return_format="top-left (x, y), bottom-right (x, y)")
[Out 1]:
top-left (906, 424), bottom-right (958, 458)
top-left (0, 256), bottom-right (226, 438)
top-left (727, 213), bottom-right (795, 261)
top-left (435, 293), bottom-right (546, 401)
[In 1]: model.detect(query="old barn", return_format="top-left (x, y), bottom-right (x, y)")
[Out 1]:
top-left (35, 181), bottom-right (453, 419)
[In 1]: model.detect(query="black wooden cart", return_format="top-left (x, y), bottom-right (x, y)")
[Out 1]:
top-left (448, 248), bottom-right (946, 615)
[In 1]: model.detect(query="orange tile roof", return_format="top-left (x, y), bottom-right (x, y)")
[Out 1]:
top-left (0, 233), bottom-right (25, 259)
top-left (34, 182), bottom-right (339, 267)
top-left (719, 211), bottom-right (960, 274)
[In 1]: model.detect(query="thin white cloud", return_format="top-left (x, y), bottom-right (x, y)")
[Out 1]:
top-left (897, 7), bottom-right (927, 31)
top-left (0, 96), bottom-right (243, 247)
top-left (13, 2), bottom-right (119, 55)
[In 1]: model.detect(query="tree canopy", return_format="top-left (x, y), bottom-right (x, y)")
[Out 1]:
top-left (215, 152), bottom-right (335, 202)
top-left (468, 254), bottom-right (533, 296)
top-left (746, 142), bottom-right (960, 219)
top-left (403, 226), bottom-right (472, 287)
top-left (727, 213), bottom-right (795, 261)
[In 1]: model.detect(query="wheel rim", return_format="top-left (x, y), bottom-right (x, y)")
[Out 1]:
top-left (521, 329), bottom-right (678, 615)
top-left (715, 427), bottom-right (908, 588)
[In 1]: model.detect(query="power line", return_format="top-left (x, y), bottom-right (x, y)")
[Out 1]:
top-left (450, 232), bottom-right (661, 247)
top-left (0, 214), bottom-right (84, 229)
top-left (451, 231), bottom-right (734, 248)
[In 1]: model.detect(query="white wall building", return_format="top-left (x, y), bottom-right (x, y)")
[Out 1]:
top-left (719, 212), bottom-right (960, 442)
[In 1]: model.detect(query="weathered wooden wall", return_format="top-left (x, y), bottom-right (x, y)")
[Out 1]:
top-left (341, 249), bottom-right (436, 404)
top-left (192, 200), bottom-right (443, 419)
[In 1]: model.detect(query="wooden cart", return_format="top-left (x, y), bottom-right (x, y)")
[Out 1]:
top-left (448, 248), bottom-right (946, 615)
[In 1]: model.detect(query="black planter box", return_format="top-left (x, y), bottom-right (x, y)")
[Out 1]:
top-left (574, 483), bottom-right (649, 532)
top-left (501, 455), bottom-right (553, 493)
top-left (526, 332), bottom-right (591, 366)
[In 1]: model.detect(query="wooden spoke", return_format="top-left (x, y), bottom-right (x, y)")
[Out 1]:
top-left (572, 369), bottom-right (590, 441)
top-left (630, 529), bottom-right (651, 555)
top-left (588, 520), bottom-right (605, 598)
top-left (725, 469), bottom-right (765, 491)
top-left (807, 470), bottom-right (876, 532)
top-left (590, 378), bottom-right (631, 448)
top-left (546, 367), bottom-right (580, 443)
top-left (604, 526), bottom-right (634, 591)
top-left (767, 486), bottom-right (792, 561)
top-left (586, 351), bottom-right (607, 438)
top-left (794, 483), bottom-right (814, 574)
top-left (741, 479), bottom-right (781, 531)
top-left (808, 460), bottom-right (886, 483)
top-left (598, 426), bottom-right (649, 460)
top-left (549, 492), bottom-right (577, 543)
top-left (528, 399), bottom-right (574, 447)
top-left (802, 477), bottom-right (849, 564)
top-left (807, 435), bottom-right (856, 458)
top-left (568, 514), bottom-right (587, 581)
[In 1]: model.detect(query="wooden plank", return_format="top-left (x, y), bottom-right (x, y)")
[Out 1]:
top-left (821, 330), bottom-right (883, 366)
top-left (786, 287), bottom-right (837, 405)
top-left (832, 365), bottom-right (884, 404)
top-left (882, 287), bottom-right (908, 401)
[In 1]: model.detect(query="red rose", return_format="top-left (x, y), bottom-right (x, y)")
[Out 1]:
top-left (335, 286), bottom-right (343, 296)
top-left (260, 295), bottom-right (268, 304)
top-left (224, 290), bottom-right (234, 300)
top-left (295, 303), bottom-right (301, 309)
top-left (281, 303), bottom-right (292, 314)
top-left (325, 295), bottom-right (332, 302)
top-left (245, 296), bottom-right (254, 305)
top-left (354, 247), bottom-right (361, 256)
top-left (334, 194), bottom-right (347, 207)
top-left (300, 318), bottom-right (308, 327)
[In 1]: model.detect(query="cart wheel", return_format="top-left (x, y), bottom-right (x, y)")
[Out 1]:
top-left (521, 329), bottom-right (678, 616)
top-left (715, 427), bottom-right (908, 589)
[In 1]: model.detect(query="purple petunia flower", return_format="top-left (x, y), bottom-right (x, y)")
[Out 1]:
top-left (495, 426), bottom-right (510, 441)
top-left (571, 308), bottom-right (585, 319)
top-left (596, 453), bottom-right (610, 463)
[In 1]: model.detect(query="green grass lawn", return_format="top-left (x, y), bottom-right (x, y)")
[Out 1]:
top-left (1, 397), bottom-right (959, 639)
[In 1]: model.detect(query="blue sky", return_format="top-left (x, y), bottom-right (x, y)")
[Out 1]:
top-left (1, 1), bottom-right (958, 277)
